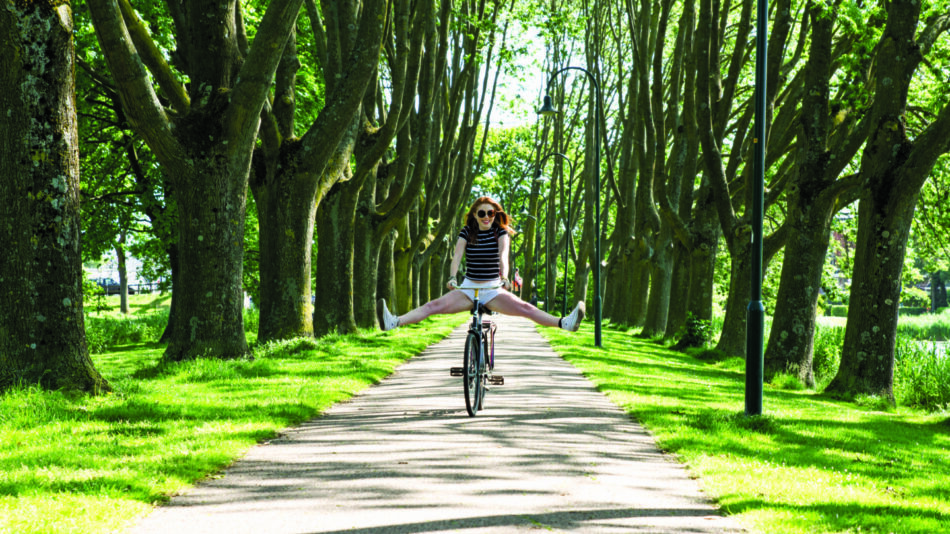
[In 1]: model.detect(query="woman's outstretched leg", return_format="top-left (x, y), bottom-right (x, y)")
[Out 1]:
top-left (377, 290), bottom-right (472, 331)
top-left (485, 292), bottom-right (586, 331)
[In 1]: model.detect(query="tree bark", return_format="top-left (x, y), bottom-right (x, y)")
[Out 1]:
top-left (313, 176), bottom-right (360, 336)
top-left (0, 2), bottom-right (109, 393)
top-left (88, 0), bottom-right (305, 360)
top-left (252, 0), bottom-right (388, 341)
top-left (116, 232), bottom-right (129, 314)
top-left (763, 0), bottom-right (865, 385)
top-left (827, 0), bottom-right (950, 402)
top-left (252, 145), bottom-right (318, 340)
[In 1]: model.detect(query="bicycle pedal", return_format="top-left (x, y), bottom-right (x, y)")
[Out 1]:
top-left (488, 376), bottom-right (504, 385)
top-left (450, 367), bottom-right (464, 376)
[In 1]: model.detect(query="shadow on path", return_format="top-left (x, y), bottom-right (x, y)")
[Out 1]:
top-left (130, 316), bottom-right (746, 534)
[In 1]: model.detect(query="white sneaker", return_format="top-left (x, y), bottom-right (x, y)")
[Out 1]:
top-left (376, 298), bottom-right (399, 331)
top-left (560, 301), bottom-right (586, 332)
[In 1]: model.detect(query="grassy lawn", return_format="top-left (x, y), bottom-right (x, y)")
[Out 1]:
top-left (0, 309), bottom-right (465, 534)
top-left (540, 322), bottom-right (950, 534)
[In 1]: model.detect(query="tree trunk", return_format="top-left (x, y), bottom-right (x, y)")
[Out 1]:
top-left (393, 214), bottom-right (413, 315)
top-left (377, 230), bottom-right (396, 310)
top-left (313, 183), bottom-right (359, 336)
top-left (672, 201), bottom-right (719, 350)
top-left (715, 240), bottom-right (751, 357)
top-left (159, 244), bottom-right (180, 344)
top-left (763, 0), bottom-right (864, 387)
top-left (353, 174), bottom-right (381, 329)
top-left (827, 0), bottom-right (950, 402)
top-left (116, 233), bottom-right (129, 314)
top-left (826, 194), bottom-right (917, 402)
top-left (664, 241), bottom-right (691, 338)
top-left (87, 0), bottom-right (306, 361)
top-left (164, 157), bottom-right (251, 361)
top-left (251, 158), bottom-right (318, 341)
top-left (764, 201), bottom-right (834, 385)
top-left (411, 255), bottom-right (422, 310)
top-left (0, 3), bottom-right (109, 393)
top-left (641, 227), bottom-right (673, 337)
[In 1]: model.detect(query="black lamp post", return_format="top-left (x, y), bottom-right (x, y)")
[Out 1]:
top-left (539, 67), bottom-right (602, 347)
top-left (745, 0), bottom-right (769, 416)
top-left (537, 152), bottom-right (577, 317)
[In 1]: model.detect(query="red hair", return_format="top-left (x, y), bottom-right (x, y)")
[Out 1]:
top-left (464, 196), bottom-right (515, 244)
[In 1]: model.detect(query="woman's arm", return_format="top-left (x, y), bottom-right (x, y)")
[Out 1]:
top-left (498, 233), bottom-right (510, 280)
top-left (448, 237), bottom-right (466, 279)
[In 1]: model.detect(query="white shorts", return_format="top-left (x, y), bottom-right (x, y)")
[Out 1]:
top-left (458, 278), bottom-right (503, 305)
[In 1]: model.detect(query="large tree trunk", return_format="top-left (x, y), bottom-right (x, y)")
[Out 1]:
top-left (672, 198), bottom-right (719, 350)
top-left (664, 242), bottom-right (691, 338)
top-left (88, 0), bottom-right (305, 360)
top-left (165, 156), bottom-right (251, 361)
top-left (393, 215), bottom-right (413, 315)
top-left (376, 231), bottom-right (396, 310)
top-left (763, 0), bottom-right (867, 386)
top-left (353, 172), bottom-right (381, 329)
top-left (313, 182), bottom-right (360, 336)
top-left (764, 203), bottom-right (833, 385)
top-left (641, 227), bottom-right (673, 337)
top-left (826, 0), bottom-right (950, 402)
top-left (826, 193), bottom-right (916, 402)
top-left (0, 3), bottom-right (109, 393)
top-left (715, 240), bottom-right (751, 356)
top-left (251, 154), bottom-right (318, 341)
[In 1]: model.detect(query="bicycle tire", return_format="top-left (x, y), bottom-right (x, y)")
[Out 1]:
top-left (478, 334), bottom-right (489, 409)
top-left (463, 332), bottom-right (482, 416)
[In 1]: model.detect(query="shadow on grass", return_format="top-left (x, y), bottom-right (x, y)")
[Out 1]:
top-left (723, 497), bottom-right (950, 532)
top-left (545, 323), bottom-right (950, 531)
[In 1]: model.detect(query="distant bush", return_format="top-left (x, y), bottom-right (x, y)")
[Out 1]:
top-left (899, 307), bottom-right (928, 316)
top-left (826, 305), bottom-right (848, 317)
top-left (85, 311), bottom-right (169, 353)
top-left (771, 372), bottom-right (806, 391)
top-left (901, 286), bottom-right (930, 308)
top-left (673, 312), bottom-right (712, 350)
top-left (812, 324), bottom-right (845, 389)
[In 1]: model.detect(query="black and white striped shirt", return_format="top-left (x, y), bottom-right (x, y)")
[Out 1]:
top-left (458, 226), bottom-right (507, 281)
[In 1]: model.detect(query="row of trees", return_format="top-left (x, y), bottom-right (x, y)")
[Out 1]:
top-left (2, 0), bottom-right (949, 406)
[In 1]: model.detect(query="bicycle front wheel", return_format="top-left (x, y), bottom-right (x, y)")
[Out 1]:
top-left (463, 332), bottom-right (482, 416)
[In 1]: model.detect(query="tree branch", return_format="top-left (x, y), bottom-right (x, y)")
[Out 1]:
top-left (226, 0), bottom-right (305, 156)
top-left (116, 0), bottom-right (189, 113)
top-left (87, 0), bottom-right (182, 169)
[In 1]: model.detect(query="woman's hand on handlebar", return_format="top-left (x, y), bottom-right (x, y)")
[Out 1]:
top-left (447, 278), bottom-right (459, 290)
top-left (501, 278), bottom-right (512, 291)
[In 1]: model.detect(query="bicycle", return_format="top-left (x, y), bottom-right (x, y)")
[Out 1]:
top-left (450, 283), bottom-right (504, 416)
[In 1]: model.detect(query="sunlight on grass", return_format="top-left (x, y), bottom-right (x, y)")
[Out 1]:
top-left (0, 313), bottom-right (466, 534)
top-left (540, 322), bottom-right (950, 534)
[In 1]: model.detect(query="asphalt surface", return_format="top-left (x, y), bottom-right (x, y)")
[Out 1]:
top-left (129, 315), bottom-right (747, 534)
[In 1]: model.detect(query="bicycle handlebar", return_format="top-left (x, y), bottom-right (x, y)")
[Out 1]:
top-left (455, 284), bottom-right (504, 290)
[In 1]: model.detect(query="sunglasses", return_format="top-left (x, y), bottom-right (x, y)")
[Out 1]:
top-left (476, 209), bottom-right (495, 218)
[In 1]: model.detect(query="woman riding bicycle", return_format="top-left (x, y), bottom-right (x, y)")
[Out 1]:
top-left (377, 196), bottom-right (585, 332)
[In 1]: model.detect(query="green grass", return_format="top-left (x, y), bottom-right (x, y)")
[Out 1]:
top-left (819, 308), bottom-right (950, 341)
top-left (541, 322), bottom-right (950, 534)
top-left (0, 312), bottom-right (465, 534)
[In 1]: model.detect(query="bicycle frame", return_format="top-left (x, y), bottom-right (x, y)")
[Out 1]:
top-left (455, 284), bottom-right (501, 416)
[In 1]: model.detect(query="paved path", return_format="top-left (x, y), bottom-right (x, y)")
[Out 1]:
top-left (130, 315), bottom-right (746, 534)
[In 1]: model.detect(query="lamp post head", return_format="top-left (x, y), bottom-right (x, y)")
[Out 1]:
top-left (537, 95), bottom-right (557, 116)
